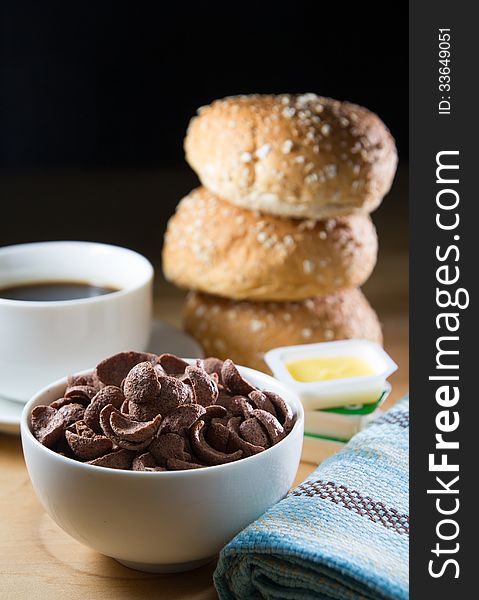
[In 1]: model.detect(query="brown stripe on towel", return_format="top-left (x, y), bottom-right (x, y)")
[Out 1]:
top-left (374, 411), bottom-right (409, 428)
top-left (291, 481), bottom-right (409, 535)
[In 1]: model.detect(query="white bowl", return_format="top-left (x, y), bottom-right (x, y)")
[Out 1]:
top-left (0, 241), bottom-right (153, 402)
top-left (21, 364), bottom-right (304, 573)
top-left (265, 340), bottom-right (398, 410)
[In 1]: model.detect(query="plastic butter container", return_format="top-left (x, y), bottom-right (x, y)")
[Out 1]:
top-left (303, 383), bottom-right (391, 441)
top-left (265, 340), bottom-right (397, 410)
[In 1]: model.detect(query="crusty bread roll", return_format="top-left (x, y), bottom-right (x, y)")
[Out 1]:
top-left (183, 290), bottom-right (382, 373)
top-left (185, 94), bottom-right (397, 219)
top-left (163, 187), bottom-right (378, 301)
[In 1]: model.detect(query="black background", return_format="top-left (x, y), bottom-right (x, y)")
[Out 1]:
top-left (0, 1), bottom-right (408, 256)
top-left (1, 1), bottom-right (408, 169)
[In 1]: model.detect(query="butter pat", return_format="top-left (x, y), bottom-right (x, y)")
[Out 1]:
top-left (286, 356), bottom-right (375, 383)
top-left (265, 340), bottom-right (397, 410)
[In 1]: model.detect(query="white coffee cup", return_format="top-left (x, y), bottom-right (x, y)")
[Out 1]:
top-left (0, 241), bottom-right (153, 402)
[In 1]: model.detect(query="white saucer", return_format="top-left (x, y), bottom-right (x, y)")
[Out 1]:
top-left (0, 320), bottom-right (203, 435)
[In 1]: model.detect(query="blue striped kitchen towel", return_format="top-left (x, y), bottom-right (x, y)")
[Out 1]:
top-left (214, 397), bottom-right (409, 600)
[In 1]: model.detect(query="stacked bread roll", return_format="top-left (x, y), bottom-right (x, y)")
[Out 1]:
top-left (163, 94), bottom-right (397, 372)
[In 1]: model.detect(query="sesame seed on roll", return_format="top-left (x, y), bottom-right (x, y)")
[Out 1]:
top-left (185, 94), bottom-right (397, 219)
top-left (183, 289), bottom-right (383, 373)
top-left (162, 187), bottom-right (378, 302)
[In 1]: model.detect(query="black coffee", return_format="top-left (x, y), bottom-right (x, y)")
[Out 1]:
top-left (0, 281), bottom-right (119, 301)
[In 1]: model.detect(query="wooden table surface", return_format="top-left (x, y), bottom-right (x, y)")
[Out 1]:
top-left (0, 184), bottom-right (408, 599)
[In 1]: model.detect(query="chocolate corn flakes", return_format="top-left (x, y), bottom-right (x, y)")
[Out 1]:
top-left (30, 352), bottom-right (295, 471)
